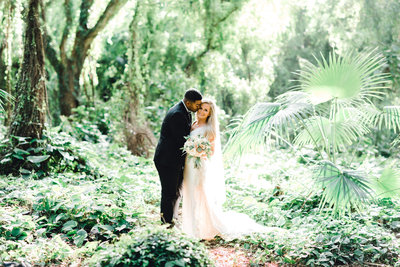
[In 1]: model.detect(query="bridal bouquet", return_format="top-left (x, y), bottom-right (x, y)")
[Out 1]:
top-left (182, 135), bottom-right (212, 168)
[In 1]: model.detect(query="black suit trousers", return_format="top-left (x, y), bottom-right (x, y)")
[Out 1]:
top-left (155, 162), bottom-right (184, 224)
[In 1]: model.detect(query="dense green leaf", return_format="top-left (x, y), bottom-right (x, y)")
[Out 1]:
top-left (62, 220), bottom-right (78, 232)
top-left (27, 155), bottom-right (50, 164)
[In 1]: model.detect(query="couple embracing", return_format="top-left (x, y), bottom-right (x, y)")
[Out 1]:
top-left (154, 89), bottom-right (267, 240)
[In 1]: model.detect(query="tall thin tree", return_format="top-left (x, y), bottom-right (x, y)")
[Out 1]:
top-left (124, 0), bottom-right (156, 157)
top-left (8, 0), bottom-right (47, 142)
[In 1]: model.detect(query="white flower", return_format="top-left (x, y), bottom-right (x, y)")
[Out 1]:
top-left (182, 135), bottom-right (212, 168)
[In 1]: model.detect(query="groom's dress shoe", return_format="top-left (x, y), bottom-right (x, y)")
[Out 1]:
top-left (166, 222), bottom-right (175, 229)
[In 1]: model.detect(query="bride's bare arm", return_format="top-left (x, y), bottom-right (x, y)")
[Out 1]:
top-left (209, 136), bottom-right (215, 155)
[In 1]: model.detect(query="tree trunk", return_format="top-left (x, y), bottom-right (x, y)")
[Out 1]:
top-left (124, 1), bottom-right (156, 158)
top-left (45, 0), bottom-right (128, 116)
top-left (58, 61), bottom-right (78, 116)
top-left (8, 0), bottom-right (46, 141)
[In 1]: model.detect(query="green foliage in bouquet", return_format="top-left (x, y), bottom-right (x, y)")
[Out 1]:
top-left (182, 135), bottom-right (212, 169)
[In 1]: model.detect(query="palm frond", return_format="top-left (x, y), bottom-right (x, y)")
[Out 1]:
top-left (294, 116), bottom-right (330, 149)
top-left (268, 102), bottom-right (313, 138)
top-left (381, 106), bottom-right (400, 133)
top-left (393, 135), bottom-right (400, 147)
top-left (223, 98), bottom-right (314, 157)
top-left (364, 105), bottom-right (400, 133)
top-left (371, 168), bottom-right (400, 198)
top-left (0, 89), bottom-right (13, 113)
top-left (333, 107), bottom-right (371, 148)
top-left (0, 89), bottom-right (7, 113)
top-left (275, 90), bottom-right (311, 104)
top-left (294, 110), bottom-right (370, 153)
top-left (297, 49), bottom-right (389, 105)
top-left (315, 161), bottom-right (372, 215)
top-left (223, 103), bottom-right (280, 157)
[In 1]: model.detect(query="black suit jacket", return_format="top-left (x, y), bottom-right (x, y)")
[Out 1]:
top-left (154, 101), bottom-right (192, 167)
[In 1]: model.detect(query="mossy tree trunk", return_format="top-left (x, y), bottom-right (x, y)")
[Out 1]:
top-left (45, 0), bottom-right (128, 116)
top-left (8, 0), bottom-right (47, 142)
top-left (124, 1), bottom-right (156, 157)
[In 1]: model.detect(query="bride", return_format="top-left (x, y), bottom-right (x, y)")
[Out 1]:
top-left (182, 98), bottom-right (267, 240)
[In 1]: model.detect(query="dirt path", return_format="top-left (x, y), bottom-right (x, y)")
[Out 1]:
top-left (204, 239), bottom-right (279, 267)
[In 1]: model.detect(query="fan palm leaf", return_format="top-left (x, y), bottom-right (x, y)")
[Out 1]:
top-left (294, 108), bottom-right (370, 154)
top-left (363, 105), bottom-right (400, 147)
top-left (294, 116), bottom-right (330, 149)
top-left (371, 168), bottom-right (400, 198)
top-left (296, 49), bottom-right (389, 105)
top-left (224, 99), bottom-right (313, 157)
top-left (372, 106), bottom-right (400, 133)
top-left (223, 103), bottom-right (280, 156)
top-left (315, 161), bottom-right (372, 215)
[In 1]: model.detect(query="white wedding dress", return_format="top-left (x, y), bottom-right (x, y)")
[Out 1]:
top-left (182, 126), bottom-right (267, 240)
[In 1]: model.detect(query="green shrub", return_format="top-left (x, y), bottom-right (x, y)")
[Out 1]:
top-left (30, 179), bottom-right (139, 247)
top-left (87, 227), bottom-right (214, 267)
top-left (0, 235), bottom-right (74, 265)
top-left (242, 216), bottom-right (400, 266)
top-left (0, 207), bottom-right (34, 242)
top-left (0, 131), bottom-right (99, 178)
top-left (61, 103), bottom-right (122, 143)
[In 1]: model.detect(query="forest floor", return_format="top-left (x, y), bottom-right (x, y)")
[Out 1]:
top-left (206, 241), bottom-right (279, 267)
top-left (1, 128), bottom-right (399, 266)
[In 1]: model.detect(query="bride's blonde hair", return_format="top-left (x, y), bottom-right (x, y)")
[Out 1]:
top-left (200, 98), bottom-right (219, 141)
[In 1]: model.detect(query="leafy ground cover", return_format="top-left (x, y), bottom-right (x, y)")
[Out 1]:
top-left (1, 127), bottom-right (400, 266)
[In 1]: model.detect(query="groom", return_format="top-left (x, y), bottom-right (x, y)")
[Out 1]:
top-left (154, 88), bottom-right (202, 226)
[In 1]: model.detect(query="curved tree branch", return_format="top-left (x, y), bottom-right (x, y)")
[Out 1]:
top-left (72, 0), bottom-right (128, 69)
top-left (45, 34), bottom-right (62, 74)
top-left (60, 0), bottom-right (72, 63)
top-left (78, 0), bottom-right (94, 33)
top-left (86, 0), bottom-right (129, 43)
top-left (212, 5), bottom-right (239, 27)
top-left (184, 2), bottom-right (241, 76)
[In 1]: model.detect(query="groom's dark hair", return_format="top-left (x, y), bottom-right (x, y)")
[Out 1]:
top-left (184, 88), bottom-right (202, 102)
